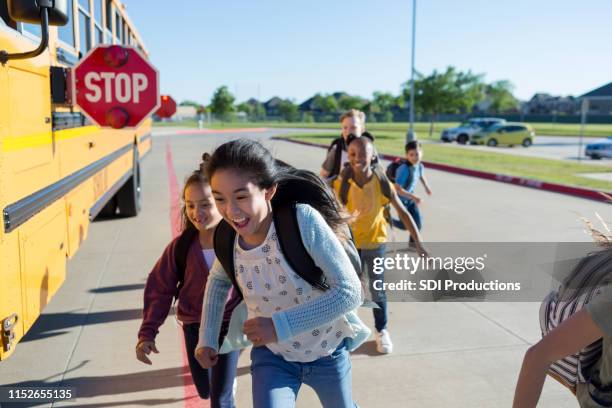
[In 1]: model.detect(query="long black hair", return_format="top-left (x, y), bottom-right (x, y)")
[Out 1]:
top-left (180, 153), bottom-right (211, 232)
top-left (205, 139), bottom-right (349, 237)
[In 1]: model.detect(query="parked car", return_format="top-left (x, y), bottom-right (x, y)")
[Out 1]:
top-left (440, 118), bottom-right (506, 144)
top-left (471, 123), bottom-right (535, 147)
top-left (585, 137), bottom-right (612, 159)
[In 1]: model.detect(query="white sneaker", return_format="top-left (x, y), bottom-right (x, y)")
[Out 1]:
top-left (232, 377), bottom-right (238, 398)
top-left (376, 329), bottom-right (393, 354)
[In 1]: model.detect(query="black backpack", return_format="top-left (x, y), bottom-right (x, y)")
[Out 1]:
top-left (173, 226), bottom-right (199, 300)
top-left (212, 202), bottom-right (362, 299)
top-left (385, 158), bottom-right (408, 184)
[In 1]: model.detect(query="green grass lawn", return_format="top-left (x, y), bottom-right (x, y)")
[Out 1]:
top-left (155, 120), bottom-right (612, 138)
top-left (278, 132), bottom-right (612, 191)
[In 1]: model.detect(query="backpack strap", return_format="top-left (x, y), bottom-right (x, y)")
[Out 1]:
top-left (400, 162), bottom-right (415, 192)
top-left (174, 226), bottom-right (199, 300)
top-left (329, 137), bottom-right (345, 178)
top-left (273, 203), bottom-right (330, 292)
top-left (338, 164), bottom-right (353, 205)
top-left (372, 166), bottom-right (393, 200)
top-left (213, 220), bottom-right (244, 299)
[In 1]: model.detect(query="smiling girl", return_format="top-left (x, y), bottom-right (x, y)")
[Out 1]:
top-left (195, 139), bottom-right (370, 408)
top-left (136, 154), bottom-right (241, 407)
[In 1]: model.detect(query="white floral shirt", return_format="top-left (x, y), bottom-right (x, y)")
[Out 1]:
top-left (234, 222), bottom-right (355, 362)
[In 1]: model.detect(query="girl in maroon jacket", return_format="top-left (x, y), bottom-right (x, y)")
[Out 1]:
top-left (136, 154), bottom-right (241, 408)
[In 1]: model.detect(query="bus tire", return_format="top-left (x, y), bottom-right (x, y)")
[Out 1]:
top-left (116, 147), bottom-right (141, 217)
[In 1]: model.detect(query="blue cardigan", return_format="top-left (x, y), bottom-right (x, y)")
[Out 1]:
top-left (197, 204), bottom-right (370, 353)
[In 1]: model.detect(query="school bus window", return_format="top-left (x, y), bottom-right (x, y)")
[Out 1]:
top-left (115, 11), bottom-right (122, 43)
top-left (78, 10), bottom-right (91, 55)
top-left (19, 22), bottom-right (41, 38)
top-left (78, 0), bottom-right (90, 12)
top-left (105, 0), bottom-right (112, 30)
top-left (122, 21), bottom-right (127, 45)
top-left (58, 0), bottom-right (76, 48)
top-left (93, 0), bottom-right (103, 45)
top-left (94, 0), bottom-right (103, 25)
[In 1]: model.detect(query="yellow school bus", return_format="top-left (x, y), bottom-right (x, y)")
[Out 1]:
top-left (0, 0), bottom-right (152, 360)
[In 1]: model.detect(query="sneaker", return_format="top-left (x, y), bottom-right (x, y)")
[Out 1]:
top-left (376, 329), bottom-right (393, 354)
top-left (232, 377), bottom-right (238, 398)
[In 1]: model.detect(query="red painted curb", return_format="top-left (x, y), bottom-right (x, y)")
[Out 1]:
top-left (274, 137), bottom-right (612, 203)
top-left (165, 142), bottom-right (210, 408)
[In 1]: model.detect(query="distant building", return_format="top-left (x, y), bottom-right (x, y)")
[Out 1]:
top-left (263, 97), bottom-right (283, 117)
top-left (525, 93), bottom-right (577, 115)
top-left (579, 82), bottom-right (612, 115)
top-left (299, 96), bottom-right (319, 113)
top-left (173, 106), bottom-right (198, 121)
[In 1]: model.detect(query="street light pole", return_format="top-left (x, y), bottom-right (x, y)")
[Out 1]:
top-left (578, 98), bottom-right (588, 162)
top-left (406, 0), bottom-right (417, 143)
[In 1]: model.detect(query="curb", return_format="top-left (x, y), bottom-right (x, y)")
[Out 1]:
top-left (274, 137), bottom-right (612, 203)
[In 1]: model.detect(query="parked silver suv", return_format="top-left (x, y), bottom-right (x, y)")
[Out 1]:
top-left (441, 118), bottom-right (506, 144)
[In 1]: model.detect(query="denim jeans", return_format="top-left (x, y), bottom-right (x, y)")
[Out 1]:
top-left (392, 198), bottom-right (422, 233)
top-left (250, 341), bottom-right (357, 408)
top-left (359, 245), bottom-right (388, 332)
top-left (183, 323), bottom-right (239, 408)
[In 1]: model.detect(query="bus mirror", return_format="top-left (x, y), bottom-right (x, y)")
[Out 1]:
top-left (8, 0), bottom-right (69, 26)
top-left (1, 0), bottom-right (67, 64)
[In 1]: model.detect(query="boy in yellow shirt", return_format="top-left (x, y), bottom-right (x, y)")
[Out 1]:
top-left (334, 136), bottom-right (426, 354)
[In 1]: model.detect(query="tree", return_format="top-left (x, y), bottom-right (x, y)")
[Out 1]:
top-left (312, 94), bottom-right (339, 114)
top-left (277, 99), bottom-right (300, 122)
top-left (337, 94), bottom-right (367, 111)
top-left (312, 94), bottom-right (339, 121)
top-left (372, 91), bottom-right (397, 121)
top-left (406, 66), bottom-right (485, 136)
top-left (209, 86), bottom-right (235, 121)
top-left (485, 80), bottom-right (519, 113)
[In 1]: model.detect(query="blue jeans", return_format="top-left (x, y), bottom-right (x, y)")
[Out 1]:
top-left (392, 198), bottom-right (422, 233)
top-left (250, 341), bottom-right (357, 408)
top-left (183, 323), bottom-right (239, 408)
top-left (359, 245), bottom-right (388, 332)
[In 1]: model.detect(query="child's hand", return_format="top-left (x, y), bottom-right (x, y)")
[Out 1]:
top-left (415, 243), bottom-right (429, 258)
top-left (426, 188), bottom-right (433, 196)
top-left (195, 346), bottom-right (218, 369)
top-left (243, 317), bottom-right (278, 347)
top-left (135, 340), bottom-right (158, 365)
top-left (413, 196), bottom-right (422, 205)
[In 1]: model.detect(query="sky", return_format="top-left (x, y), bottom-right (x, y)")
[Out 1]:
top-left (122, 0), bottom-right (612, 106)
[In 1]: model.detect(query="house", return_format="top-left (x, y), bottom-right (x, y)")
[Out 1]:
top-left (579, 82), bottom-right (612, 115)
top-left (525, 93), bottom-right (577, 115)
top-left (263, 97), bottom-right (283, 117)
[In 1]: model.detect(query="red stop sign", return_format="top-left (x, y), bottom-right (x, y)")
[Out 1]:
top-left (156, 95), bottom-right (177, 118)
top-left (73, 45), bottom-right (160, 129)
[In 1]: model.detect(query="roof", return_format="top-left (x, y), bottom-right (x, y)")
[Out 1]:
top-left (580, 82), bottom-right (612, 99)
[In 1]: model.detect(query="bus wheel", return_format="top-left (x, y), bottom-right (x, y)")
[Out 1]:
top-left (117, 148), bottom-right (141, 217)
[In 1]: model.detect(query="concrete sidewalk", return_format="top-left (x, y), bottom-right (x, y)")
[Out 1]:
top-left (2, 129), bottom-right (606, 407)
